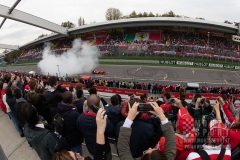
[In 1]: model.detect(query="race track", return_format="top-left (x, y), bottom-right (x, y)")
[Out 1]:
top-left (1, 64), bottom-right (240, 87)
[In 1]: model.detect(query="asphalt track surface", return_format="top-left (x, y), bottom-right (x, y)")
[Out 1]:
top-left (1, 64), bottom-right (240, 87)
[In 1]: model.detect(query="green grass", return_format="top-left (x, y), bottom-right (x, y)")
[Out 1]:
top-left (100, 56), bottom-right (240, 66)
top-left (99, 61), bottom-right (238, 71)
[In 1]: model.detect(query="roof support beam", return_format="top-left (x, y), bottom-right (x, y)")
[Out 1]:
top-left (0, 44), bottom-right (19, 50)
top-left (0, 4), bottom-right (68, 35)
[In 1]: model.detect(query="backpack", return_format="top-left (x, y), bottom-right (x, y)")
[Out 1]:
top-left (52, 111), bottom-right (70, 138)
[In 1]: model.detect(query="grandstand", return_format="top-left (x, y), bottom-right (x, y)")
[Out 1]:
top-left (8, 17), bottom-right (239, 64)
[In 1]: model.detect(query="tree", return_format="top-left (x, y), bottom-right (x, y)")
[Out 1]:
top-left (161, 10), bottom-right (176, 17)
top-left (137, 13), bottom-right (143, 17)
top-left (105, 8), bottom-right (122, 20)
top-left (61, 21), bottom-right (75, 28)
top-left (143, 12), bottom-right (148, 17)
top-left (148, 12), bottom-right (155, 17)
top-left (78, 17), bottom-right (85, 26)
top-left (129, 11), bottom-right (137, 18)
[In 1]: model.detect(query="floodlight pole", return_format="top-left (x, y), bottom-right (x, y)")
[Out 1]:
top-left (57, 65), bottom-right (60, 77)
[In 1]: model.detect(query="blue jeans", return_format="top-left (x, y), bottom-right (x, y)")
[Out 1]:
top-left (71, 145), bottom-right (82, 155)
top-left (8, 111), bottom-right (23, 136)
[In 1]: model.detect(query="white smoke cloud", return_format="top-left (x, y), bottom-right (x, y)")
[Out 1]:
top-left (37, 39), bottom-right (99, 76)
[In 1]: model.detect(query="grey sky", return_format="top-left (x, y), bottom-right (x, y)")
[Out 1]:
top-left (0, 0), bottom-right (240, 53)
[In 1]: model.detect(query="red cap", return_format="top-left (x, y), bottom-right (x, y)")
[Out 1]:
top-left (209, 119), bottom-right (230, 144)
top-left (177, 107), bottom-right (194, 134)
top-left (61, 84), bottom-right (67, 89)
top-left (24, 84), bottom-right (30, 91)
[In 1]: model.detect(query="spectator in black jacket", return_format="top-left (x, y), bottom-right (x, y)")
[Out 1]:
top-left (73, 89), bottom-right (86, 114)
top-left (44, 76), bottom-right (67, 119)
top-left (58, 91), bottom-right (83, 155)
top-left (76, 94), bottom-right (114, 160)
top-left (23, 103), bottom-right (57, 160)
top-left (5, 86), bottom-right (23, 137)
top-left (53, 108), bottom-right (108, 160)
top-left (14, 87), bottom-right (27, 129)
top-left (106, 94), bottom-right (123, 126)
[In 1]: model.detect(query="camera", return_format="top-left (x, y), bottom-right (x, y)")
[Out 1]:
top-left (200, 98), bottom-right (205, 104)
top-left (137, 103), bottom-right (153, 112)
top-left (169, 98), bottom-right (175, 104)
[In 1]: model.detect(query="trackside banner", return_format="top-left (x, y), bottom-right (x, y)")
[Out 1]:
top-left (159, 60), bottom-right (240, 69)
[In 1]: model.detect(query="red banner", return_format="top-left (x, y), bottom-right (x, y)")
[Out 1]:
top-left (57, 82), bottom-right (240, 99)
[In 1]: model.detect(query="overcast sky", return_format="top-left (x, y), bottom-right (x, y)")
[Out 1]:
top-left (0, 0), bottom-right (240, 53)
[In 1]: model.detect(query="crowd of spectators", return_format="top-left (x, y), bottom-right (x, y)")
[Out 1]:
top-left (0, 70), bottom-right (240, 159)
top-left (15, 30), bottom-right (240, 64)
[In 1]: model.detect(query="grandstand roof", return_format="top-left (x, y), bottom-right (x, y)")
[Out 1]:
top-left (20, 17), bottom-right (238, 49)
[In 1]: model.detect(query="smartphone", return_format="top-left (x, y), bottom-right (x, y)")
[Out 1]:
top-left (137, 103), bottom-right (153, 112)
top-left (92, 104), bottom-right (99, 114)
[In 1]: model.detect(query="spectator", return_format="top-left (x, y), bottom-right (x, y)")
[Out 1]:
top-left (58, 91), bottom-right (83, 154)
top-left (187, 102), bottom-right (231, 160)
top-left (116, 100), bottom-right (155, 158)
top-left (23, 103), bottom-right (57, 160)
top-left (5, 86), bottom-right (23, 137)
top-left (44, 76), bottom-right (67, 119)
top-left (117, 102), bottom-right (176, 160)
top-left (53, 108), bottom-right (108, 160)
top-left (73, 89), bottom-right (86, 114)
top-left (106, 94), bottom-right (123, 126)
top-left (76, 94), bottom-right (114, 160)
top-left (14, 87), bottom-right (27, 130)
top-left (157, 98), bottom-right (197, 160)
top-left (26, 79), bottom-right (51, 123)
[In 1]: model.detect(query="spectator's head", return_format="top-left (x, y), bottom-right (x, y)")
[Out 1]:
top-left (176, 107), bottom-right (194, 134)
top-left (164, 92), bottom-right (171, 100)
top-left (2, 83), bottom-right (8, 90)
top-left (22, 103), bottom-right (39, 127)
top-left (62, 91), bottom-right (73, 104)
top-left (48, 76), bottom-right (57, 87)
top-left (193, 93), bottom-right (201, 102)
top-left (89, 87), bottom-right (97, 95)
top-left (231, 112), bottom-right (240, 129)
top-left (76, 90), bottom-right (83, 99)
top-left (110, 95), bottom-right (120, 106)
top-left (14, 88), bottom-right (22, 99)
top-left (5, 87), bottom-right (13, 97)
top-left (209, 119), bottom-right (230, 144)
top-left (179, 92), bottom-right (186, 101)
top-left (116, 94), bottom-right (122, 103)
top-left (53, 150), bottom-right (83, 160)
top-left (87, 94), bottom-right (101, 112)
top-left (141, 149), bottom-right (166, 160)
top-left (140, 94), bottom-right (148, 101)
top-left (221, 94), bottom-right (228, 102)
top-left (75, 83), bottom-right (83, 91)
top-left (28, 79), bottom-right (37, 91)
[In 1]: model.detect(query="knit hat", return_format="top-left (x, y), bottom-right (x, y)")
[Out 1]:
top-left (24, 84), bottom-right (30, 91)
top-left (177, 107), bottom-right (194, 134)
top-left (209, 119), bottom-right (230, 144)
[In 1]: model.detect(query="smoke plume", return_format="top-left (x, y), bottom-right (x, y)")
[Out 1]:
top-left (38, 39), bottom-right (99, 76)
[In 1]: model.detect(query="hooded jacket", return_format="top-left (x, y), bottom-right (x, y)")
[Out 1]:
top-left (24, 124), bottom-right (57, 160)
top-left (106, 105), bottom-right (123, 126)
top-left (57, 102), bottom-right (83, 147)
